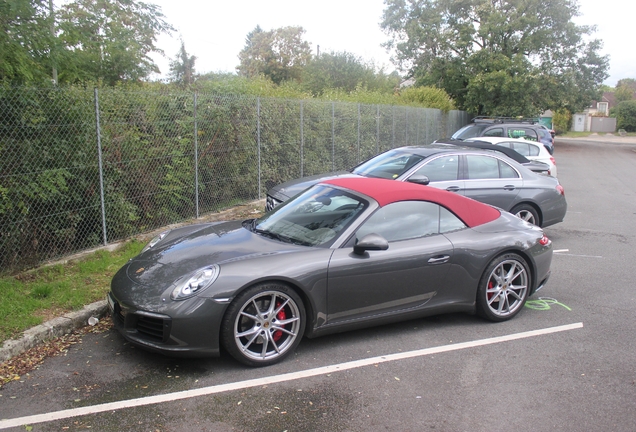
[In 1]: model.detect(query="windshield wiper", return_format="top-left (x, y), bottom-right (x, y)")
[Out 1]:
top-left (253, 228), bottom-right (312, 246)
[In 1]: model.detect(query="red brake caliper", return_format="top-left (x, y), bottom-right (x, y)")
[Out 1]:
top-left (487, 281), bottom-right (494, 301)
top-left (273, 301), bottom-right (286, 342)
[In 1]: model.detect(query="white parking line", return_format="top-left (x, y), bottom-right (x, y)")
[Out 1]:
top-left (0, 322), bottom-right (584, 430)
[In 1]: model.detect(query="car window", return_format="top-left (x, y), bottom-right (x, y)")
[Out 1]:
top-left (483, 127), bottom-right (504, 137)
top-left (353, 150), bottom-right (425, 179)
top-left (451, 124), bottom-right (490, 139)
top-left (355, 201), bottom-right (442, 243)
top-left (509, 142), bottom-right (530, 156)
top-left (410, 155), bottom-right (459, 181)
top-left (440, 207), bottom-right (467, 233)
top-left (255, 185), bottom-right (367, 246)
top-left (498, 160), bottom-right (518, 178)
top-left (508, 127), bottom-right (538, 141)
top-left (466, 155), bottom-right (519, 179)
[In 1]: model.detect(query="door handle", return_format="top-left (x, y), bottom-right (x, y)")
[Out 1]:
top-left (503, 185), bottom-right (516, 191)
top-left (428, 255), bottom-right (450, 264)
top-left (446, 186), bottom-right (460, 192)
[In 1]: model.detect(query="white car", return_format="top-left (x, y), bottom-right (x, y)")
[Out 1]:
top-left (466, 137), bottom-right (557, 177)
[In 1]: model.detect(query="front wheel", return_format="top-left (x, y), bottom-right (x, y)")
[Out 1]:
top-left (511, 204), bottom-right (539, 226)
top-left (221, 283), bottom-right (305, 367)
top-left (476, 254), bottom-right (530, 322)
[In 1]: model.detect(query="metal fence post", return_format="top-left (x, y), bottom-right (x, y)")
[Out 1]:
top-left (194, 92), bottom-right (199, 218)
top-left (257, 97), bottom-right (262, 200)
top-left (376, 105), bottom-right (379, 154)
top-left (332, 102), bottom-right (335, 171)
top-left (94, 88), bottom-right (107, 246)
top-left (357, 103), bottom-right (361, 163)
top-left (300, 101), bottom-right (304, 177)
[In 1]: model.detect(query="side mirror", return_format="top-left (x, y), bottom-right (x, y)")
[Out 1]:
top-left (406, 174), bottom-right (430, 186)
top-left (353, 233), bottom-right (389, 255)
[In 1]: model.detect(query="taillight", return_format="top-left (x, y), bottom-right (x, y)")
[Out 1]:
top-left (550, 157), bottom-right (556, 165)
top-left (556, 184), bottom-right (564, 195)
top-left (539, 235), bottom-right (550, 246)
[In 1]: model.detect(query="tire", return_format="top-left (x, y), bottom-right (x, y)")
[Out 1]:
top-left (221, 283), bottom-right (305, 367)
top-left (511, 204), bottom-right (539, 226)
top-left (476, 253), bottom-right (530, 322)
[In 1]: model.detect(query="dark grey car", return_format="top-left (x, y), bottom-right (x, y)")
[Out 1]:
top-left (266, 144), bottom-right (567, 227)
top-left (109, 178), bottom-right (553, 366)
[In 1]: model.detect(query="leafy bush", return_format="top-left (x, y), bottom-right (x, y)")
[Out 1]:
top-left (615, 100), bottom-right (636, 132)
top-left (552, 109), bottom-right (572, 135)
top-left (398, 86), bottom-right (456, 112)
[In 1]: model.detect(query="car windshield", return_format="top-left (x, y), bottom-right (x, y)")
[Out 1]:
top-left (451, 124), bottom-right (490, 140)
top-left (352, 149), bottom-right (425, 179)
top-left (250, 185), bottom-right (367, 247)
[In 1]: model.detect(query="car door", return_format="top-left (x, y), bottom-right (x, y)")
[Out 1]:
top-left (405, 154), bottom-right (465, 194)
top-left (462, 154), bottom-right (523, 211)
top-left (326, 201), bottom-right (457, 324)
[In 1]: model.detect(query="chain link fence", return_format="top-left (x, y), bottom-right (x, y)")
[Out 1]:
top-left (0, 87), bottom-right (469, 272)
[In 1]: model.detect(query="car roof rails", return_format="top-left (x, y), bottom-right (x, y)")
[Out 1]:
top-left (472, 116), bottom-right (540, 125)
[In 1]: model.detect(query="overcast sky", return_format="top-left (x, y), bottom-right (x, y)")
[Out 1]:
top-left (149, 0), bottom-right (634, 86)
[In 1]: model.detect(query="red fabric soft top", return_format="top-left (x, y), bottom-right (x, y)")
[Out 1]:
top-left (323, 177), bottom-right (500, 228)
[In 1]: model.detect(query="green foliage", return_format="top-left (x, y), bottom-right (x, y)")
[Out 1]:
top-left (0, 0), bottom-right (54, 85)
top-left (615, 85), bottom-right (635, 103)
top-left (382, 0), bottom-right (609, 115)
top-left (616, 78), bottom-right (636, 91)
top-left (169, 41), bottom-right (197, 86)
top-left (552, 109), bottom-right (572, 135)
top-left (301, 51), bottom-right (400, 96)
top-left (398, 86), bottom-right (455, 112)
top-left (237, 26), bottom-right (312, 85)
top-left (615, 100), bottom-right (636, 132)
top-left (57, 0), bottom-right (174, 85)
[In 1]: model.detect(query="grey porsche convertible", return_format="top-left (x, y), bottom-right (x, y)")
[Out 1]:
top-left (108, 177), bottom-right (553, 366)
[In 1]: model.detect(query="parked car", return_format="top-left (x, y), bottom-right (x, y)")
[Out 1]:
top-left (465, 137), bottom-right (558, 177)
top-left (108, 177), bottom-right (553, 366)
top-left (266, 144), bottom-right (567, 227)
top-left (451, 117), bottom-right (554, 154)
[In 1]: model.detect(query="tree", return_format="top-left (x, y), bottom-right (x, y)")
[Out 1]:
top-left (615, 86), bottom-right (634, 104)
top-left (237, 26), bottom-right (311, 85)
top-left (55, 0), bottom-right (174, 85)
top-left (614, 100), bottom-right (636, 132)
top-left (381, 0), bottom-right (609, 115)
top-left (301, 51), bottom-right (399, 95)
top-left (0, 0), bottom-right (54, 85)
top-left (169, 41), bottom-right (196, 86)
top-left (616, 78), bottom-right (636, 92)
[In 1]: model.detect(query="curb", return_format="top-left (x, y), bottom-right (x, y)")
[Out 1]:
top-left (0, 300), bottom-right (109, 363)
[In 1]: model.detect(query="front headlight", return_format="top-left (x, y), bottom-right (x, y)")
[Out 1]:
top-left (171, 265), bottom-right (220, 300)
top-left (141, 230), bottom-right (170, 253)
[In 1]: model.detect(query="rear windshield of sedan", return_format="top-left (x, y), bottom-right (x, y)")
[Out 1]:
top-left (451, 124), bottom-right (490, 140)
top-left (352, 149), bottom-right (425, 179)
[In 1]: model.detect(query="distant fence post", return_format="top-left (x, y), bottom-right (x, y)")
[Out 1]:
top-left (257, 97), bottom-right (261, 199)
top-left (300, 100), bottom-right (304, 177)
top-left (357, 103), bottom-right (361, 163)
top-left (332, 102), bottom-right (335, 171)
top-left (94, 88), bottom-right (107, 246)
top-left (194, 91), bottom-right (199, 218)
top-left (376, 105), bottom-right (379, 154)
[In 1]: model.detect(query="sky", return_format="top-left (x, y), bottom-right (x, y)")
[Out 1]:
top-left (149, 0), bottom-right (635, 86)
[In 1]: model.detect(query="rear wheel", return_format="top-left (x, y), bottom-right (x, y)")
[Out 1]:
top-left (511, 204), bottom-right (539, 226)
top-left (476, 254), bottom-right (530, 322)
top-left (221, 283), bottom-right (305, 367)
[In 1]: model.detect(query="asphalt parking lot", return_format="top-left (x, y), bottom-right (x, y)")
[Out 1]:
top-left (1, 137), bottom-right (636, 432)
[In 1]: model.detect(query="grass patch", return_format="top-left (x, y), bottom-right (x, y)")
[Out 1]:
top-left (0, 240), bottom-right (144, 344)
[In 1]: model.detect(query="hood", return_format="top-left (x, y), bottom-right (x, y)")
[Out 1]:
top-left (122, 221), bottom-right (304, 292)
top-left (268, 171), bottom-right (359, 201)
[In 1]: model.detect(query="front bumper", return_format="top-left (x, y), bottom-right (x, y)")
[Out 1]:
top-left (107, 291), bottom-right (226, 358)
